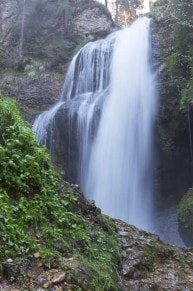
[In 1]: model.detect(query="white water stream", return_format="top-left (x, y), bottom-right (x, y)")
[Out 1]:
top-left (84, 17), bottom-right (157, 231)
top-left (33, 17), bottom-right (158, 232)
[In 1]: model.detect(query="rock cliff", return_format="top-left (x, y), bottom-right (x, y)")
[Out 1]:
top-left (152, 0), bottom-right (193, 203)
top-left (0, 0), bottom-right (115, 118)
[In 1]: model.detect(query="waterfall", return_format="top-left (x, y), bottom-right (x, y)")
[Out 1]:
top-left (33, 17), bottom-right (157, 232)
top-left (84, 17), bottom-right (157, 231)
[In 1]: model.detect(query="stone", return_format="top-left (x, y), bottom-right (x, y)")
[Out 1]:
top-left (118, 231), bottom-right (130, 236)
top-left (33, 252), bottom-right (41, 258)
top-left (51, 272), bottom-right (66, 284)
top-left (6, 259), bottom-right (13, 264)
top-left (43, 282), bottom-right (51, 288)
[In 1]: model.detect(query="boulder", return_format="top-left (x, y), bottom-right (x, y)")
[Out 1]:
top-left (75, 7), bottom-right (115, 36)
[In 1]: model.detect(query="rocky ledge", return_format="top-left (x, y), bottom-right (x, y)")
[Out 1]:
top-left (115, 220), bottom-right (193, 290)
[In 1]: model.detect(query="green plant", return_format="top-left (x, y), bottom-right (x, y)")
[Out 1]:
top-left (164, 0), bottom-right (193, 107)
top-left (0, 96), bottom-right (121, 289)
top-left (177, 188), bottom-right (193, 231)
top-left (180, 77), bottom-right (193, 108)
top-left (143, 247), bottom-right (157, 271)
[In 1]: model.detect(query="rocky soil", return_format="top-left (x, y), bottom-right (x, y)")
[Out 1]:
top-left (1, 214), bottom-right (193, 290)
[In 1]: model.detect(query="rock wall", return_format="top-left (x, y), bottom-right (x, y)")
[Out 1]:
top-left (0, 0), bottom-right (115, 118)
top-left (152, 0), bottom-right (193, 203)
top-left (0, 0), bottom-right (114, 66)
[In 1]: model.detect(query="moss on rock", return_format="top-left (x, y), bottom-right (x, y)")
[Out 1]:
top-left (177, 188), bottom-right (193, 246)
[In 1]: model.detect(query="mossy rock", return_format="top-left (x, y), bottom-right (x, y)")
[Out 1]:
top-left (177, 188), bottom-right (193, 246)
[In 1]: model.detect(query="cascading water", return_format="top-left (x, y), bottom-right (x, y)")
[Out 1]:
top-left (84, 17), bottom-right (157, 231)
top-left (33, 17), bottom-right (157, 232)
top-left (33, 29), bottom-right (115, 181)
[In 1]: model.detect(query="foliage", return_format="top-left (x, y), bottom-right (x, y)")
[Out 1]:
top-left (164, 0), bottom-right (193, 108)
top-left (0, 97), bottom-right (59, 199)
top-left (180, 78), bottom-right (193, 108)
top-left (143, 247), bottom-right (157, 271)
top-left (152, 0), bottom-right (193, 107)
top-left (165, 52), bottom-right (189, 90)
top-left (170, 0), bottom-right (193, 28)
top-left (177, 188), bottom-right (193, 231)
top-left (0, 97), bottom-right (120, 289)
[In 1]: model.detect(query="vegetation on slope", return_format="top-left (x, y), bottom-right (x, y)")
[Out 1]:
top-left (0, 97), bottom-right (121, 289)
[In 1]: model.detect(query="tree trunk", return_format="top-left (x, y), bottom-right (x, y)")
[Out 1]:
top-left (115, 0), bottom-right (118, 23)
top-left (19, 0), bottom-right (26, 60)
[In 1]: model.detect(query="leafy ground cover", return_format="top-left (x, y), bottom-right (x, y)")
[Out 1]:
top-left (0, 97), bottom-right (121, 290)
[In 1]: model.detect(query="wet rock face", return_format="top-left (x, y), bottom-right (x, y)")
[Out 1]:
top-left (49, 106), bottom-right (79, 182)
top-left (155, 108), bottom-right (193, 200)
top-left (47, 104), bottom-right (101, 184)
top-left (152, 0), bottom-right (193, 201)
